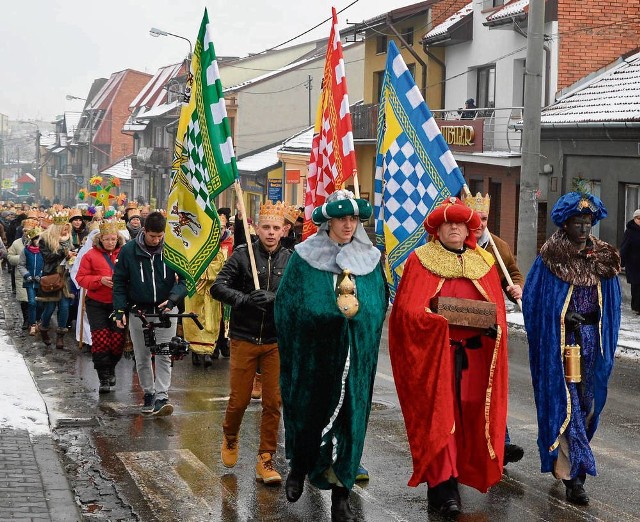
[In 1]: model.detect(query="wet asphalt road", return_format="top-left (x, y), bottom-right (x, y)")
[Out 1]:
top-left (4, 287), bottom-right (640, 521)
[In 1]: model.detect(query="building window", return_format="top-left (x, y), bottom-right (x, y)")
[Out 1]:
top-left (625, 183), bottom-right (640, 222)
top-left (376, 35), bottom-right (388, 54)
top-left (401, 27), bottom-right (414, 47)
top-left (483, 0), bottom-right (505, 8)
top-left (375, 70), bottom-right (385, 103)
top-left (477, 65), bottom-right (496, 112)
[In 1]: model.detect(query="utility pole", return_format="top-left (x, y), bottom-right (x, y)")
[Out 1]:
top-left (306, 75), bottom-right (313, 126)
top-left (516, 0), bottom-right (546, 275)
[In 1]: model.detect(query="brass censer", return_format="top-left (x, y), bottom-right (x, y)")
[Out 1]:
top-left (336, 269), bottom-right (359, 319)
top-left (563, 344), bottom-right (581, 383)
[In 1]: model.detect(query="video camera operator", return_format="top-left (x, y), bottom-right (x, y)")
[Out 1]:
top-left (113, 211), bottom-right (187, 416)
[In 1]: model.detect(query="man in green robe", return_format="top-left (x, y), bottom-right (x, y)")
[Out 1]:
top-left (275, 190), bottom-right (388, 522)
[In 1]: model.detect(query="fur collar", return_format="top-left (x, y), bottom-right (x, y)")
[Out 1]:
top-left (540, 230), bottom-right (620, 286)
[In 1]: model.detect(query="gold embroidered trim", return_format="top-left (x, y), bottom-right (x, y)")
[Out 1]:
top-left (550, 286), bottom-right (574, 452)
top-left (484, 324), bottom-right (502, 460)
top-left (424, 278), bottom-right (446, 314)
top-left (597, 282), bottom-right (604, 357)
top-left (414, 241), bottom-right (493, 280)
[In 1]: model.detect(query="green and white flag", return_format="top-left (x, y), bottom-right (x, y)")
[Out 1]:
top-left (164, 8), bottom-right (238, 296)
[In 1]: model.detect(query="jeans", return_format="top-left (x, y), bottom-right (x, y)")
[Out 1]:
top-left (128, 310), bottom-right (176, 401)
top-left (26, 286), bottom-right (39, 325)
top-left (40, 297), bottom-right (71, 330)
top-left (223, 339), bottom-right (281, 454)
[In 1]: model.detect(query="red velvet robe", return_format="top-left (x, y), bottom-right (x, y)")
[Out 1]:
top-left (389, 246), bottom-right (508, 493)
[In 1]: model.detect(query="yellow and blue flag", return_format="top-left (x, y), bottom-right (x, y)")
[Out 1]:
top-left (164, 9), bottom-right (238, 296)
top-left (374, 40), bottom-right (466, 299)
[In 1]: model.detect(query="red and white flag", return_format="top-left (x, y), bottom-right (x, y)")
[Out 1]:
top-left (303, 7), bottom-right (357, 239)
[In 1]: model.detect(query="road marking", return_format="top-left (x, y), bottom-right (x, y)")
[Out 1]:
top-left (118, 449), bottom-right (225, 521)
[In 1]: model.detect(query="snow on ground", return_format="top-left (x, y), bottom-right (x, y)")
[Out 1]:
top-left (0, 333), bottom-right (50, 436)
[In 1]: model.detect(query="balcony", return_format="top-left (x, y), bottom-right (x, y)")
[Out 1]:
top-left (136, 147), bottom-right (171, 167)
top-left (351, 103), bottom-right (523, 154)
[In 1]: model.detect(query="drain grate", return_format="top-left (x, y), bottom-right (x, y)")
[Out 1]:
top-left (56, 417), bottom-right (101, 428)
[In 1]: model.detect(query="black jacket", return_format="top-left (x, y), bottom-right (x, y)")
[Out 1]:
top-left (210, 240), bottom-right (291, 344)
top-left (621, 219), bottom-right (640, 284)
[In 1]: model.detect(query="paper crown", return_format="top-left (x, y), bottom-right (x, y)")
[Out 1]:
top-left (464, 192), bottom-right (490, 214)
top-left (258, 201), bottom-right (285, 223)
top-left (68, 208), bottom-right (83, 221)
top-left (26, 226), bottom-right (43, 240)
top-left (22, 218), bottom-right (39, 231)
top-left (126, 201), bottom-right (138, 210)
top-left (26, 209), bottom-right (39, 219)
top-left (283, 204), bottom-right (301, 224)
top-left (127, 208), bottom-right (141, 219)
top-left (99, 220), bottom-right (121, 235)
top-left (50, 208), bottom-right (69, 226)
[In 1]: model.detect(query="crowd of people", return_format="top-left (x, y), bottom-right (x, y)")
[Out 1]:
top-left (0, 185), bottom-right (630, 520)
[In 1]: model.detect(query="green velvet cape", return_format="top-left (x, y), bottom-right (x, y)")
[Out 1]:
top-left (274, 252), bottom-right (387, 490)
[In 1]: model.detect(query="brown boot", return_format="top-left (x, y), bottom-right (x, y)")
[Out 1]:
top-left (39, 324), bottom-right (52, 346)
top-left (55, 328), bottom-right (67, 350)
top-left (251, 373), bottom-right (262, 400)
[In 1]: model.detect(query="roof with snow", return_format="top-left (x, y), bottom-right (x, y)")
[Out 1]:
top-left (423, 2), bottom-right (473, 45)
top-left (129, 62), bottom-right (185, 110)
top-left (16, 173), bottom-right (36, 184)
top-left (99, 155), bottom-right (133, 180)
top-left (279, 126), bottom-right (313, 154)
top-left (541, 51), bottom-right (640, 124)
top-left (236, 144), bottom-right (282, 174)
top-left (484, 0), bottom-right (529, 25)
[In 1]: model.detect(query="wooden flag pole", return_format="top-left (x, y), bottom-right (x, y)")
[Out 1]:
top-left (461, 184), bottom-right (522, 310)
top-left (352, 172), bottom-right (361, 198)
top-left (234, 180), bottom-right (260, 290)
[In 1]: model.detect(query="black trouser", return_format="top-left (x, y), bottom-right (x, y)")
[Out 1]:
top-left (85, 298), bottom-right (125, 372)
top-left (631, 283), bottom-right (640, 313)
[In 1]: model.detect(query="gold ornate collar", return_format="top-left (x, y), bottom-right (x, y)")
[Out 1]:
top-left (414, 241), bottom-right (494, 280)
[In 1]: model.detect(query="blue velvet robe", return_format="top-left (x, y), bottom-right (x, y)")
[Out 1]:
top-left (523, 256), bottom-right (621, 475)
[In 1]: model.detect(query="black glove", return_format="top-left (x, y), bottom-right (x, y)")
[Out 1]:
top-left (485, 324), bottom-right (499, 340)
top-left (24, 275), bottom-right (34, 283)
top-left (564, 311), bottom-right (585, 330)
top-left (161, 300), bottom-right (176, 314)
top-left (248, 289), bottom-right (276, 311)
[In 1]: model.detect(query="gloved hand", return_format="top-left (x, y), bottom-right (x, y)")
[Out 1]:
top-left (24, 275), bottom-right (34, 283)
top-left (484, 324), bottom-right (499, 339)
top-left (34, 275), bottom-right (41, 282)
top-left (564, 311), bottom-right (585, 330)
top-left (249, 289), bottom-right (276, 311)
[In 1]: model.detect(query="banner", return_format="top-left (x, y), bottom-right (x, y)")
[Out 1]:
top-left (164, 8), bottom-right (238, 296)
top-left (374, 40), bottom-right (466, 300)
top-left (303, 7), bottom-right (357, 239)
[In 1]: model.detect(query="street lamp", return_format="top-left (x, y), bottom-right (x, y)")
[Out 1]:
top-left (149, 27), bottom-right (192, 58)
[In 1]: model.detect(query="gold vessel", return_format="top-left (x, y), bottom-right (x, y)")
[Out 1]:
top-left (336, 270), bottom-right (359, 319)
top-left (564, 344), bottom-right (581, 383)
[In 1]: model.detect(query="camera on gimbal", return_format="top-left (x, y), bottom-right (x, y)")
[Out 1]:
top-left (133, 307), bottom-right (203, 361)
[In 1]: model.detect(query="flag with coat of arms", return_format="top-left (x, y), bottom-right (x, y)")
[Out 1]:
top-left (303, 7), bottom-right (357, 239)
top-left (164, 8), bottom-right (238, 296)
top-left (374, 40), bottom-right (466, 300)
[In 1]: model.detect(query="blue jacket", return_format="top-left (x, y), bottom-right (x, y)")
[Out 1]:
top-left (20, 247), bottom-right (44, 289)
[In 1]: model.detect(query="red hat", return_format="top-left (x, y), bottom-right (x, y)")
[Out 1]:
top-left (424, 196), bottom-right (481, 247)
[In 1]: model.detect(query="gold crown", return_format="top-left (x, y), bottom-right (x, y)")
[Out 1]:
top-left (51, 211), bottom-right (69, 225)
top-left (258, 201), bottom-right (285, 223)
top-left (283, 204), bottom-right (301, 224)
top-left (463, 192), bottom-right (491, 214)
top-left (99, 220), bottom-right (121, 235)
top-left (26, 226), bottom-right (43, 240)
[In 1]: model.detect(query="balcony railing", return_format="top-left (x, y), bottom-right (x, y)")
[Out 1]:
top-left (352, 103), bottom-right (523, 154)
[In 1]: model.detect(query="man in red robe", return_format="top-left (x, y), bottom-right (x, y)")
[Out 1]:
top-left (389, 196), bottom-right (509, 516)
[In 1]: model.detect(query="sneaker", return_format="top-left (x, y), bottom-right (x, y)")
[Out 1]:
top-left (152, 398), bottom-right (174, 417)
top-left (141, 393), bottom-right (155, 414)
top-left (221, 435), bottom-right (239, 468)
top-left (108, 372), bottom-right (117, 387)
top-left (256, 452), bottom-right (282, 485)
top-left (98, 381), bottom-right (111, 394)
top-left (355, 464), bottom-right (370, 481)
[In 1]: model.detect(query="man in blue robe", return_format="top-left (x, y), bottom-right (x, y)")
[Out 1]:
top-left (523, 191), bottom-right (621, 505)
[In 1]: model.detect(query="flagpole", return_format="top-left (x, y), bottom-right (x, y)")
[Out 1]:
top-left (352, 172), bottom-right (360, 198)
top-left (461, 184), bottom-right (522, 310)
top-left (234, 180), bottom-right (260, 289)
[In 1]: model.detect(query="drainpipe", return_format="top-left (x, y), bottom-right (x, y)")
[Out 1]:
top-left (385, 14), bottom-right (429, 102)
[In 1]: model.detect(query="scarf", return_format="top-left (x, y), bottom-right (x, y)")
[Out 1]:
top-left (27, 244), bottom-right (40, 254)
top-left (294, 222), bottom-right (380, 275)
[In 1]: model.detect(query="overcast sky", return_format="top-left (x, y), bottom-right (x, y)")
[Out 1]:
top-left (0, 0), bottom-right (421, 122)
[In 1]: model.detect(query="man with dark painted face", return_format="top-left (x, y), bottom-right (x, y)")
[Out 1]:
top-left (523, 190), bottom-right (621, 506)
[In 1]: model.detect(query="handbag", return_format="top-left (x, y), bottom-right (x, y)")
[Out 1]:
top-left (40, 272), bottom-right (65, 292)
